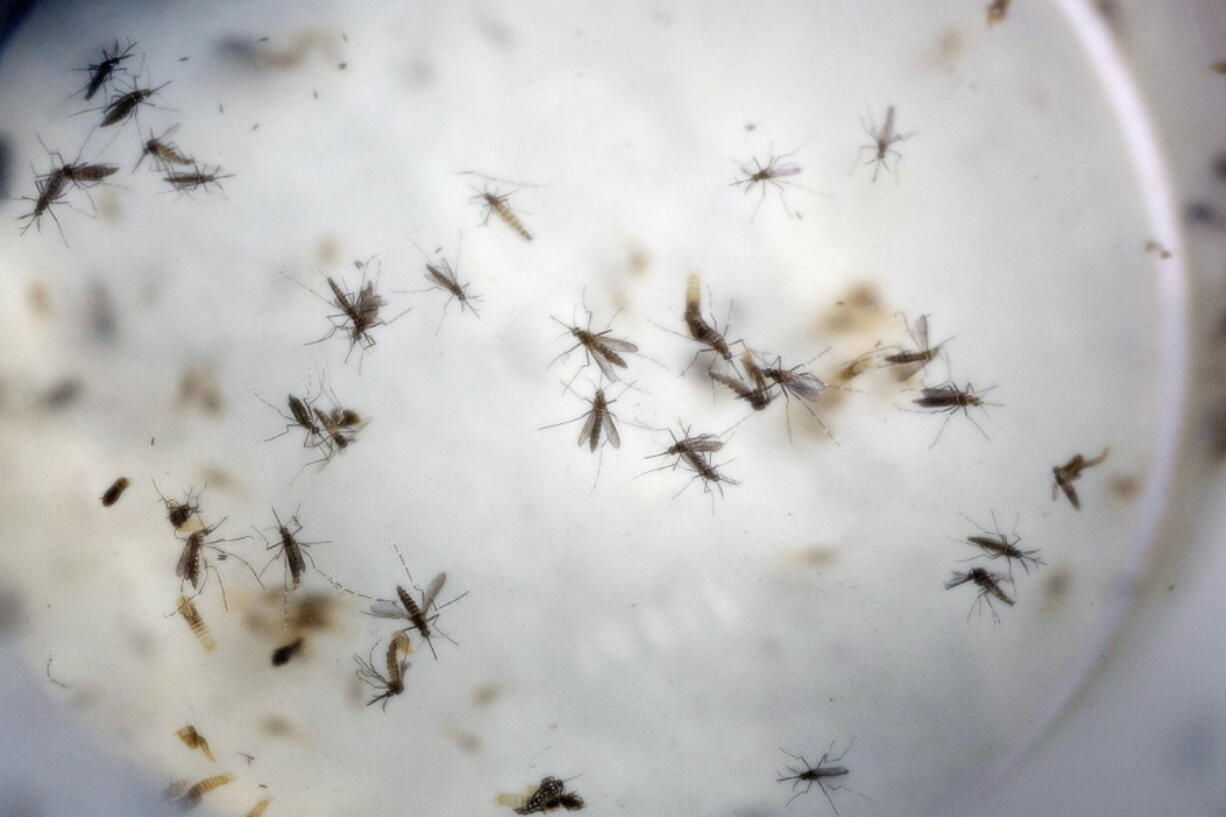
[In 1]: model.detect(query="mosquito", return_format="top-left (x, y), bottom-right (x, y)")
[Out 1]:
top-left (162, 164), bottom-right (233, 194)
top-left (153, 482), bottom-right (208, 535)
top-left (549, 303), bottom-right (638, 386)
top-left (853, 105), bottom-right (912, 182)
top-left (335, 551), bottom-right (464, 662)
top-left (912, 380), bottom-right (998, 447)
top-left (176, 524), bottom-right (260, 611)
top-left (100, 79), bottom-right (170, 128)
top-left (680, 271), bottom-right (742, 373)
top-left (641, 424), bottom-right (738, 500)
top-left (710, 352), bottom-right (772, 411)
top-left (1052, 447), bottom-right (1109, 510)
top-left (135, 124), bottom-right (194, 171)
top-left (758, 352), bottom-right (838, 442)
top-left (302, 263), bottom-right (409, 367)
top-left (354, 631), bottom-right (411, 710)
top-left (460, 171), bottom-right (537, 240)
top-left (880, 313), bottom-right (949, 381)
top-left (402, 238), bottom-right (481, 329)
top-left (17, 169), bottom-right (70, 240)
top-left (78, 40), bottom-right (138, 101)
top-left (958, 511), bottom-right (1043, 578)
top-left (256, 508), bottom-right (326, 589)
top-left (511, 776), bottom-right (586, 814)
top-left (777, 741), bottom-right (859, 814)
top-left (945, 567), bottom-right (1014, 623)
top-left (540, 384), bottom-right (623, 453)
top-left (730, 142), bottom-right (807, 220)
top-left (260, 390), bottom-right (329, 451)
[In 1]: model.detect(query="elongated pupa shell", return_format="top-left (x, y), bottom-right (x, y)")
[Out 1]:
top-left (177, 596), bottom-right (216, 651)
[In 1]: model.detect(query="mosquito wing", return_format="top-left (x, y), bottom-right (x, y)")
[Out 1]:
top-left (602, 410), bottom-right (621, 449)
top-left (597, 335), bottom-right (638, 354)
top-left (914, 313), bottom-right (929, 351)
top-left (591, 350), bottom-right (620, 383)
top-left (420, 572), bottom-right (447, 612)
top-left (681, 434), bottom-right (723, 453)
top-left (787, 372), bottom-right (826, 401)
top-left (577, 408), bottom-right (598, 450)
top-left (368, 600), bottom-right (408, 619)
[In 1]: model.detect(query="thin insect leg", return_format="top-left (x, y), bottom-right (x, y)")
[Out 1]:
top-left (926, 409), bottom-right (957, 449)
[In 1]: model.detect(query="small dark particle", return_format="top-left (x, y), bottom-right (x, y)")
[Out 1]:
top-left (239, 752), bottom-right (255, 765)
top-left (337, 62), bottom-right (347, 70)
top-left (271, 637), bottom-right (304, 666)
top-left (1213, 61), bottom-right (1226, 74)
top-left (45, 656), bottom-right (70, 689)
top-left (1214, 152), bottom-right (1226, 181)
top-left (88, 282), bottom-right (117, 342)
top-left (1185, 201), bottom-right (1219, 226)
top-left (179, 56), bottom-right (190, 62)
top-left (101, 476), bottom-right (130, 507)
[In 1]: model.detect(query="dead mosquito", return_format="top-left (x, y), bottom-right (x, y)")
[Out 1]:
top-left (832, 345), bottom-right (880, 386)
top-left (912, 380), bottom-right (998, 447)
top-left (549, 302), bottom-right (639, 385)
top-left (880, 313), bottom-right (949, 381)
top-left (641, 424), bottom-right (738, 499)
top-left (100, 79), bottom-right (170, 128)
top-left (17, 168), bottom-right (70, 240)
top-left (945, 567), bottom-right (1015, 623)
top-left (101, 476), bottom-right (130, 507)
top-left (345, 544), bottom-right (469, 659)
top-left (853, 105), bottom-right (912, 182)
top-left (153, 482), bottom-right (208, 534)
top-left (402, 238), bottom-right (481, 329)
top-left (679, 271), bottom-right (742, 373)
top-left (710, 352), bottom-right (773, 411)
top-left (758, 352), bottom-right (838, 442)
top-left (135, 125), bottom-right (194, 171)
top-left (175, 522), bottom-right (261, 611)
top-left (459, 171), bottom-right (536, 240)
top-left (297, 262), bottom-right (408, 366)
top-left (510, 776), bottom-right (585, 814)
top-left (255, 508), bottom-right (326, 589)
top-left (958, 511), bottom-right (1043, 577)
top-left (730, 141), bottom-right (808, 220)
top-left (260, 389), bottom-right (329, 451)
top-left (1052, 447), bottom-right (1109, 510)
top-left (78, 40), bottom-right (138, 101)
top-left (777, 741), bottom-right (861, 814)
top-left (354, 630), bottom-right (412, 710)
top-left (162, 163), bottom-right (233, 194)
top-left (540, 383), bottom-right (624, 453)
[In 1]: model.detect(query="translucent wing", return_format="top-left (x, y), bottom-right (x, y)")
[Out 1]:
top-left (577, 408), bottom-right (598, 450)
top-left (597, 335), bottom-right (638, 354)
top-left (682, 434), bottom-right (723, 453)
top-left (787, 373), bottom-right (826, 401)
top-left (420, 572), bottom-right (447, 612)
top-left (914, 313), bottom-right (929, 351)
top-left (368, 600), bottom-right (408, 619)
top-left (591, 350), bottom-right (620, 383)
top-left (175, 542), bottom-right (195, 584)
top-left (602, 410), bottom-right (621, 449)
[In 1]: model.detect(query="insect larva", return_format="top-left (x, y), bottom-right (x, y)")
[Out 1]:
top-left (469, 185), bottom-right (533, 240)
top-left (175, 773), bottom-right (234, 811)
top-left (354, 631), bottom-right (411, 710)
top-left (246, 798), bottom-right (272, 817)
top-left (177, 596), bottom-right (216, 651)
top-left (176, 725), bottom-right (216, 761)
top-left (101, 476), bottom-right (130, 506)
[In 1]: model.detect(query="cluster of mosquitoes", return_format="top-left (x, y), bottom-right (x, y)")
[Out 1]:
top-left (17, 40), bottom-right (231, 244)
top-left (42, 20), bottom-right (1120, 814)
